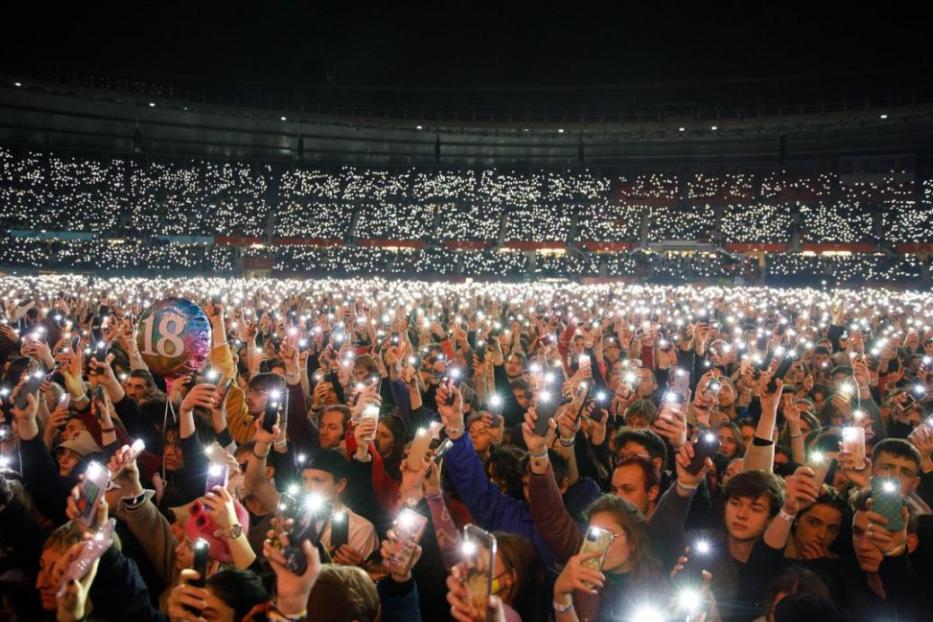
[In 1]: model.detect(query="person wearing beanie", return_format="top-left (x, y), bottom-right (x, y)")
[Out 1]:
top-left (302, 448), bottom-right (378, 567)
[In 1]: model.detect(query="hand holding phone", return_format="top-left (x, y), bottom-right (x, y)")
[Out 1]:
top-left (461, 525), bottom-right (496, 622)
top-left (687, 431), bottom-right (720, 475)
top-left (383, 509), bottom-right (428, 576)
top-left (77, 461), bottom-right (110, 527)
top-left (842, 426), bottom-right (866, 470)
top-left (870, 477), bottom-right (905, 532)
top-left (283, 493), bottom-right (330, 575)
top-left (330, 510), bottom-right (350, 550)
top-left (578, 526), bottom-right (613, 588)
top-left (57, 518), bottom-right (116, 598)
top-left (14, 369), bottom-right (45, 410)
top-left (190, 538), bottom-right (210, 588)
top-left (205, 462), bottom-right (229, 494)
top-left (406, 427), bottom-right (432, 471)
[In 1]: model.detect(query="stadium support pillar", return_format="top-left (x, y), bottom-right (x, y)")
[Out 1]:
top-left (921, 254), bottom-right (931, 286)
top-left (349, 202), bottom-right (362, 240)
top-left (567, 208), bottom-right (579, 244)
top-left (264, 163), bottom-right (279, 245)
top-left (871, 210), bottom-right (884, 248)
top-left (639, 211), bottom-right (649, 247)
top-left (713, 202), bottom-right (723, 246)
top-left (264, 212), bottom-right (276, 245)
top-left (429, 204), bottom-right (443, 243)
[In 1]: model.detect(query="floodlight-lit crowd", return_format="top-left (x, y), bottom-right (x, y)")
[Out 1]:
top-left (2, 148), bottom-right (932, 246)
top-left (0, 273), bottom-right (932, 622)
top-left (1, 236), bottom-right (930, 287)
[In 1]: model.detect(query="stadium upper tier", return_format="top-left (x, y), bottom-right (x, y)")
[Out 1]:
top-left (2, 147), bottom-right (931, 247)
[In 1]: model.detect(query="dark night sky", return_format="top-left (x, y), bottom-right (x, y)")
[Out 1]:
top-left (4, 1), bottom-right (932, 88)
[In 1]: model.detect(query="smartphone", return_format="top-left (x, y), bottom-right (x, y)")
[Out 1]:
top-left (190, 538), bottom-right (210, 588)
top-left (687, 431), bottom-right (720, 475)
top-left (219, 378), bottom-right (234, 402)
top-left (664, 391), bottom-right (686, 407)
top-left (870, 477), bottom-right (905, 532)
top-left (462, 525), bottom-right (497, 622)
top-left (670, 368), bottom-right (690, 398)
top-left (77, 461), bottom-right (111, 527)
top-left (808, 451), bottom-right (833, 489)
top-left (90, 316), bottom-right (103, 344)
top-left (14, 369), bottom-right (45, 410)
top-left (534, 390), bottom-right (561, 437)
top-left (406, 427), bottom-right (432, 470)
top-left (567, 381), bottom-right (590, 419)
top-left (384, 509), bottom-right (428, 576)
top-left (358, 404), bottom-right (379, 443)
top-left (205, 462), bottom-right (229, 494)
top-left (767, 354), bottom-right (796, 393)
top-left (578, 525), bottom-right (613, 588)
top-left (842, 426), bottom-right (866, 470)
top-left (441, 378), bottom-right (457, 406)
top-left (274, 485), bottom-right (304, 524)
top-left (433, 438), bottom-right (454, 463)
top-left (330, 510), bottom-right (349, 550)
top-left (111, 439), bottom-right (146, 479)
top-left (263, 401), bottom-right (281, 434)
top-left (57, 518), bottom-right (116, 597)
top-left (673, 538), bottom-right (715, 590)
top-left (284, 494), bottom-right (330, 574)
top-left (94, 340), bottom-right (108, 364)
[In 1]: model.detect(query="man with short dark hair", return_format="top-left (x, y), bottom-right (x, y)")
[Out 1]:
top-left (669, 466), bottom-right (816, 621)
top-left (318, 404), bottom-right (351, 451)
top-left (610, 454), bottom-right (660, 516)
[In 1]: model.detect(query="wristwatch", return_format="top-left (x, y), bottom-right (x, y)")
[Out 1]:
top-left (222, 523), bottom-right (243, 539)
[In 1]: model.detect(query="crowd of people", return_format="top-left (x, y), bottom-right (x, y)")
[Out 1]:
top-left (3, 147), bottom-right (932, 246)
top-left (0, 274), bottom-right (931, 622)
top-left (1, 237), bottom-right (927, 286)
top-left (0, 238), bottom-right (236, 274)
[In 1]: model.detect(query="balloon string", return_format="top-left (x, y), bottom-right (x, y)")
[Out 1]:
top-left (161, 393), bottom-right (177, 481)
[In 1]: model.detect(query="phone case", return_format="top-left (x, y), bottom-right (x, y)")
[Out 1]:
top-left (687, 432), bottom-right (720, 475)
top-left (330, 511), bottom-right (350, 549)
top-left (768, 354), bottom-right (796, 392)
top-left (573, 382), bottom-right (592, 420)
top-left (672, 538), bottom-right (715, 589)
top-left (534, 393), bottom-right (561, 437)
top-left (433, 438), bottom-right (454, 463)
top-left (579, 526), bottom-right (613, 587)
top-left (671, 369), bottom-right (690, 397)
top-left (463, 525), bottom-right (496, 622)
top-left (190, 539), bottom-right (210, 588)
top-left (358, 405), bottom-right (379, 442)
top-left (262, 408), bottom-right (279, 433)
top-left (14, 372), bottom-right (44, 409)
top-left (842, 427), bottom-right (866, 469)
top-left (284, 499), bottom-right (330, 574)
top-left (406, 428), bottom-right (432, 470)
top-left (205, 462), bottom-right (229, 493)
top-left (870, 478), bottom-right (905, 532)
top-left (77, 462), bottom-right (110, 527)
top-left (384, 509), bottom-right (428, 574)
top-left (58, 518), bottom-right (116, 596)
